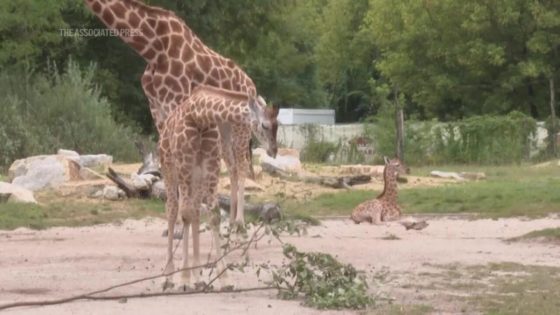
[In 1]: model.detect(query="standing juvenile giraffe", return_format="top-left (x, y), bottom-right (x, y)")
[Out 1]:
top-left (350, 157), bottom-right (407, 224)
top-left (159, 85), bottom-right (278, 288)
top-left (84, 0), bottom-right (278, 225)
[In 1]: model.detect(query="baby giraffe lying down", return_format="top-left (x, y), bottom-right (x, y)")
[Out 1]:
top-left (350, 157), bottom-right (407, 224)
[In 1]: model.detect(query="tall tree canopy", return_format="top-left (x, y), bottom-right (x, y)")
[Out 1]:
top-left (1, 0), bottom-right (560, 131)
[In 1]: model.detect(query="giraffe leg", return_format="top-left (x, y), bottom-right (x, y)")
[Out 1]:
top-left (161, 153), bottom-right (178, 290)
top-left (180, 218), bottom-right (191, 290)
top-left (191, 210), bottom-right (201, 287)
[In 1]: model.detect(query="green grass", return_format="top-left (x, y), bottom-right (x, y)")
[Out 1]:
top-left (284, 164), bottom-right (560, 218)
top-left (508, 228), bottom-right (560, 243)
top-left (0, 198), bottom-right (165, 230)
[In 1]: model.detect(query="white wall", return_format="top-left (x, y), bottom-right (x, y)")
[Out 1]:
top-left (277, 108), bottom-right (335, 125)
top-left (277, 123), bottom-right (364, 150)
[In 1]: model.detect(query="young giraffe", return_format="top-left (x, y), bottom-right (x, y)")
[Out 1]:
top-left (350, 157), bottom-right (407, 224)
top-left (159, 85), bottom-right (278, 288)
top-left (84, 0), bottom-right (278, 225)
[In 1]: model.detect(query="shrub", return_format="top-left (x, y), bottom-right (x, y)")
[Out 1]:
top-left (299, 124), bottom-right (337, 163)
top-left (366, 105), bottom-right (537, 165)
top-left (0, 60), bottom-right (140, 169)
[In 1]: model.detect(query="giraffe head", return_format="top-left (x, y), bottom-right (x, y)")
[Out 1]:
top-left (383, 157), bottom-right (409, 177)
top-left (249, 96), bottom-right (280, 158)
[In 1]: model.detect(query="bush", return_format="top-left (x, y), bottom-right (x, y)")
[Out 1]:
top-left (0, 60), bottom-right (140, 169)
top-left (299, 124), bottom-right (337, 163)
top-left (366, 105), bottom-right (537, 165)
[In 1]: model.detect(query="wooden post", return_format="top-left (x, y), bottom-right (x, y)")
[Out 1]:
top-left (550, 77), bottom-right (557, 157)
top-left (394, 86), bottom-right (405, 161)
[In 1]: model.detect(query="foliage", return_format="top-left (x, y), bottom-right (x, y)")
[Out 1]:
top-left (299, 125), bottom-right (337, 163)
top-left (366, 103), bottom-right (437, 165)
top-left (0, 60), bottom-right (140, 169)
top-left (271, 243), bottom-right (373, 309)
top-left (432, 111), bottom-right (536, 164)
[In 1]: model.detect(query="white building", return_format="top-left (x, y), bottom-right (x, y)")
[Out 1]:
top-left (277, 108), bottom-right (335, 125)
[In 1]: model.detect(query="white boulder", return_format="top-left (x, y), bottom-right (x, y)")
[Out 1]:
top-left (254, 148), bottom-right (302, 173)
top-left (0, 182), bottom-right (37, 204)
top-left (8, 155), bottom-right (81, 191)
top-left (79, 154), bottom-right (113, 169)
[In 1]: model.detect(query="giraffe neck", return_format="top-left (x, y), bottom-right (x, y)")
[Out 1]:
top-left (377, 167), bottom-right (398, 203)
top-left (188, 88), bottom-right (254, 126)
top-left (84, 0), bottom-right (189, 64)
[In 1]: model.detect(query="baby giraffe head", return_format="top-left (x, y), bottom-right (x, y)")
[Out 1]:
top-left (249, 96), bottom-right (279, 158)
top-left (383, 156), bottom-right (409, 177)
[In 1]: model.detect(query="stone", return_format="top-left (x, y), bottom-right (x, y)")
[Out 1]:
top-left (79, 167), bottom-right (105, 180)
top-left (130, 173), bottom-right (151, 191)
top-left (9, 155), bottom-right (82, 191)
top-left (340, 164), bottom-right (385, 177)
top-left (0, 182), bottom-right (37, 204)
top-left (103, 185), bottom-right (124, 201)
top-left (57, 149), bottom-right (80, 162)
top-left (79, 154), bottom-right (113, 169)
top-left (460, 172), bottom-right (486, 180)
top-left (255, 148), bottom-right (303, 173)
top-left (223, 178), bottom-right (264, 192)
top-left (430, 171), bottom-right (465, 181)
top-left (151, 180), bottom-right (166, 200)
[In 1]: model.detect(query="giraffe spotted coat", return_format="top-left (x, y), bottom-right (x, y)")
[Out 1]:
top-left (351, 158), bottom-right (407, 224)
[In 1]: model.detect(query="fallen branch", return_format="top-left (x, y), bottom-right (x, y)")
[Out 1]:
top-left (0, 223), bottom-right (272, 311)
top-left (261, 162), bottom-right (371, 189)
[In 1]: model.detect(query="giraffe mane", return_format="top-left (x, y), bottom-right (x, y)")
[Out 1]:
top-left (121, 0), bottom-right (176, 17)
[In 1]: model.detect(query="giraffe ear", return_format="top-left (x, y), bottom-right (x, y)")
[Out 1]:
top-left (248, 99), bottom-right (261, 120)
top-left (271, 104), bottom-right (280, 117)
top-left (383, 156), bottom-right (389, 165)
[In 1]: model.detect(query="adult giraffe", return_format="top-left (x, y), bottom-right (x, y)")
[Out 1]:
top-left (84, 0), bottom-right (279, 224)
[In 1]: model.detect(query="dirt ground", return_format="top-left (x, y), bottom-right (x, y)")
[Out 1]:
top-left (2, 215), bottom-right (560, 315)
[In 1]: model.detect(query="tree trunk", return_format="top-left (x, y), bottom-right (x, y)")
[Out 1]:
top-left (550, 77), bottom-right (557, 157)
top-left (394, 86), bottom-right (405, 161)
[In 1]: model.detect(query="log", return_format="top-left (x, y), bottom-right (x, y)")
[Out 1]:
top-left (261, 162), bottom-right (371, 189)
top-left (106, 167), bottom-right (152, 199)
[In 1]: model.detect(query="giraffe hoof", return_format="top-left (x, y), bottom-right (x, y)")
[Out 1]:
top-left (162, 279), bottom-right (175, 291)
top-left (194, 281), bottom-right (208, 291)
top-left (177, 283), bottom-right (195, 292)
top-left (220, 284), bottom-right (235, 292)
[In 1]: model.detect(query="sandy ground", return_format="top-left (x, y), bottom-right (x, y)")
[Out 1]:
top-left (1, 216), bottom-right (560, 315)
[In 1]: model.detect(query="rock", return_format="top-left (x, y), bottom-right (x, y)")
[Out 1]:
top-left (131, 173), bottom-right (155, 190)
top-left (259, 203), bottom-right (282, 222)
top-left (277, 148), bottom-right (300, 159)
top-left (223, 178), bottom-right (264, 192)
top-left (460, 172), bottom-right (486, 180)
top-left (430, 170), bottom-right (486, 181)
top-left (103, 185), bottom-right (124, 201)
top-left (0, 182), bottom-right (37, 204)
top-left (79, 154), bottom-right (113, 169)
top-left (255, 148), bottom-right (302, 173)
top-left (151, 180), bottom-right (166, 200)
top-left (9, 155), bottom-right (82, 191)
top-left (340, 164), bottom-right (385, 177)
top-left (430, 171), bottom-right (466, 181)
top-left (58, 180), bottom-right (109, 198)
top-left (79, 167), bottom-right (105, 181)
top-left (57, 149), bottom-right (80, 162)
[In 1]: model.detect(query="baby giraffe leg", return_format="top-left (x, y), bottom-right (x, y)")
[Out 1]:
top-left (180, 219), bottom-right (191, 290)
